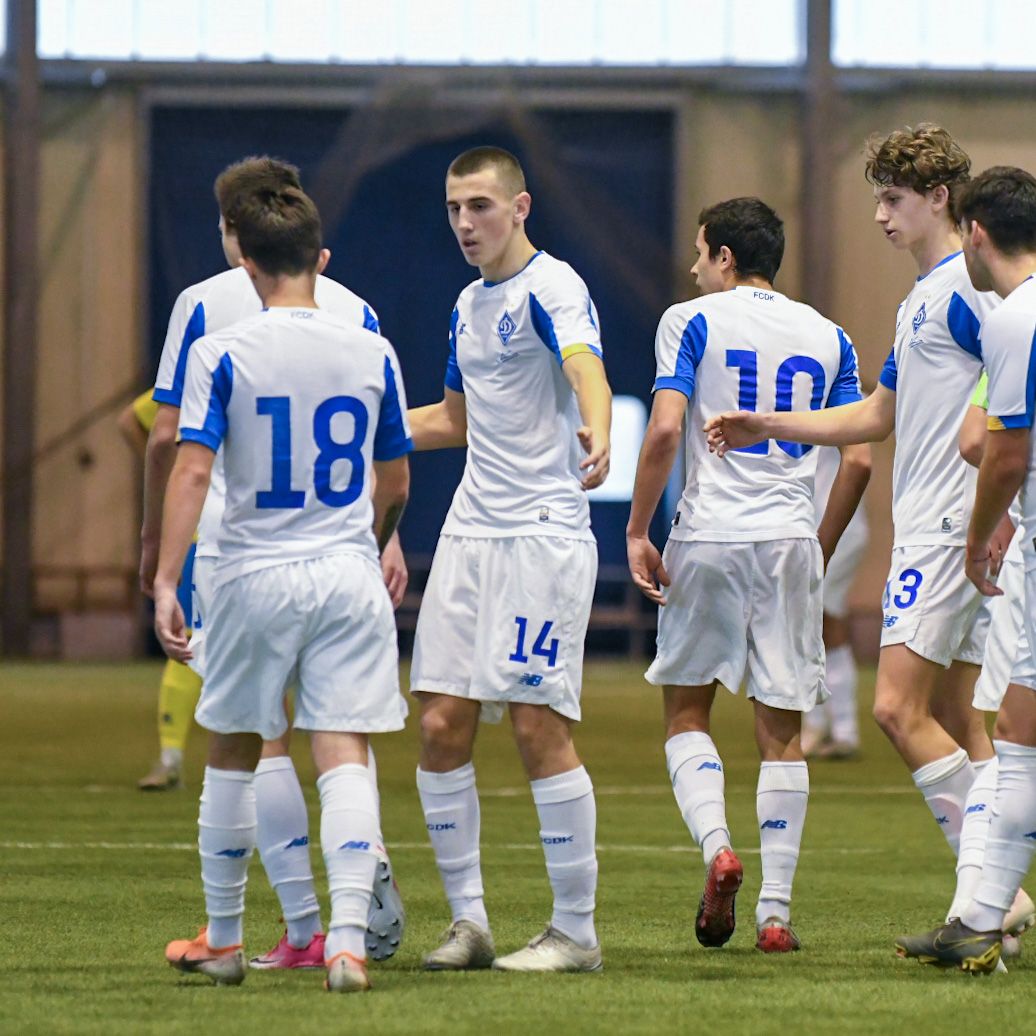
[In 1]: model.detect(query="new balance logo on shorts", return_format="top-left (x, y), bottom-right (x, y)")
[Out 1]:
top-left (339, 840), bottom-right (371, 851)
top-left (519, 673), bottom-right (544, 686)
top-left (965, 804), bottom-right (987, 816)
top-left (284, 835), bottom-right (309, 849)
top-left (697, 761), bottom-right (722, 772)
top-left (427, 822), bottom-right (457, 832)
top-left (216, 847), bottom-right (248, 858)
top-left (760, 819), bottom-right (788, 830)
top-left (883, 615), bottom-right (898, 628)
top-left (542, 835), bottom-right (575, 845)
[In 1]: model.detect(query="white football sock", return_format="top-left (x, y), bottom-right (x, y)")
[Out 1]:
top-left (198, 766), bottom-right (256, 949)
top-left (756, 761), bottom-right (809, 926)
top-left (366, 744), bottom-right (384, 845)
top-left (416, 763), bottom-right (489, 930)
top-left (911, 748), bottom-right (974, 855)
top-left (947, 756), bottom-right (997, 921)
top-left (826, 644), bottom-right (859, 745)
top-left (319, 762), bottom-right (379, 961)
top-left (531, 766), bottom-right (598, 950)
top-left (665, 731), bottom-right (731, 865)
top-left (254, 755), bottom-right (322, 948)
top-left (962, 741), bottom-right (1036, 933)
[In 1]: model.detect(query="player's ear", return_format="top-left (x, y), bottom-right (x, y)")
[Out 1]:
top-left (316, 248), bottom-right (331, 275)
top-left (718, 244), bottom-right (735, 270)
top-left (513, 191), bottom-right (532, 224)
top-left (929, 183), bottom-right (950, 213)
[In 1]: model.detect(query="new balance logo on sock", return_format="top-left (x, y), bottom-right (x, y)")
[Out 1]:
top-left (216, 848), bottom-right (248, 858)
top-left (1025, 831), bottom-right (1036, 840)
top-left (427, 822), bottom-right (457, 832)
top-left (284, 836), bottom-right (309, 849)
top-left (760, 819), bottom-right (788, 830)
top-left (542, 835), bottom-right (575, 845)
top-left (936, 816), bottom-right (949, 825)
top-left (965, 804), bottom-right (987, 816)
top-left (339, 840), bottom-right (371, 851)
top-left (697, 761), bottom-right (722, 772)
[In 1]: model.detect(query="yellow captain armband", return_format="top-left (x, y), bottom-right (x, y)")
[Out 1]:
top-left (132, 391), bottom-right (160, 434)
top-left (560, 343), bottom-right (602, 362)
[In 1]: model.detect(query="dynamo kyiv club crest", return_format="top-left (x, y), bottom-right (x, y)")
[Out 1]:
top-left (497, 311), bottom-right (517, 346)
top-left (912, 302), bottom-right (927, 334)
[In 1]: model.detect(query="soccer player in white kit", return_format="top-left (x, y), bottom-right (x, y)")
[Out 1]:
top-left (801, 445), bottom-right (872, 759)
top-left (627, 197), bottom-right (866, 953)
top-left (141, 157), bottom-right (406, 969)
top-left (707, 126), bottom-right (1018, 924)
top-left (156, 179), bottom-right (411, 993)
top-left (896, 166), bottom-right (1036, 973)
top-left (407, 147), bottom-right (612, 973)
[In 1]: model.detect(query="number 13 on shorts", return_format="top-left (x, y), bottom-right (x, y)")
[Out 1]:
top-left (509, 616), bottom-right (560, 668)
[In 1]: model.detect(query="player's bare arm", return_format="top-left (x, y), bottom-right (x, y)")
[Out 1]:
top-left (705, 384), bottom-right (896, 457)
top-left (966, 426), bottom-right (1029, 596)
top-left (372, 455), bottom-right (410, 551)
top-left (563, 351), bottom-right (612, 490)
top-left (153, 442), bottom-right (214, 662)
top-left (816, 443), bottom-right (871, 567)
top-left (626, 388), bottom-right (686, 606)
top-left (407, 387), bottom-right (467, 451)
top-left (140, 402), bottom-right (181, 596)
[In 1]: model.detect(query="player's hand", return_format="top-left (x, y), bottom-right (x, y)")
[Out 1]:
top-left (577, 426), bottom-right (610, 490)
top-left (154, 584), bottom-right (193, 662)
top-left (380, 532), bottom-right (409, 609)
top-left (965, 545), bottom-right (1003, 598)
top-left (987, 513), bottom-right (1015, 579)
top-left (627, 534), bottom-right (669, 606)
top-left (139, 536), bottom-right (159, 598)
top-left (704, 411), bottom-right (769, 457)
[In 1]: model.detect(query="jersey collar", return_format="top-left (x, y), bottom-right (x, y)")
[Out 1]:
top-left (482, 250), bottom-right (544, 288)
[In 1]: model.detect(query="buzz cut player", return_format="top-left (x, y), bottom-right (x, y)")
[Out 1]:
top-left (627, 196), bottom-right (867, 954)
top-left (156, 178), bottom-right (411, 994)
top-left (406, 146), bottom-right (613, 974)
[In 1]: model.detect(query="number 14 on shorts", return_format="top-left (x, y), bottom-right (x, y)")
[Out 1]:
top-left (509, 616), bottom-right (559, 667)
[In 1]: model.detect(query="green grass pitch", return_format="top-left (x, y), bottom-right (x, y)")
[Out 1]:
top-left (1, 660), bottom-right (1030, 1034)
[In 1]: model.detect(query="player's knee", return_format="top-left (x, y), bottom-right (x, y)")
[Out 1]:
top-left (419, 705), bottom-right (471, 761)
top-left (872, 696), bottom-right (907, 740)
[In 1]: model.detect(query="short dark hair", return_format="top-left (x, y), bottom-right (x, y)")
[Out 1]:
top-left (447, 146), bottom-right (526, 196)
top-left (214, 156), bottom-right (302, 222)
top-left (697, 197), bottom-right (784, 283)
top-left (864, 124), bottom-right (971, 211)
top-left (227, 184), bottom-right (322, 277)
top-left (955, 166), bottom-right (1036, 255)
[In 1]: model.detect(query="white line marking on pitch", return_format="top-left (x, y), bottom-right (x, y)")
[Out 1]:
top-left (0, 840), bottom-right (879, 856)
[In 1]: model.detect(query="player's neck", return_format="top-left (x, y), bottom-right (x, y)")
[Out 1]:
top-left (729, 274), bottom-right (773, 292)
top-left (253, 271), bottom-right (318, 310)
top-left (911, 226), bottom-right (961, 279)
top-left (987, 255), bottom-right (1036, 299)
top-left (480, 236), bottom-right (538, 284)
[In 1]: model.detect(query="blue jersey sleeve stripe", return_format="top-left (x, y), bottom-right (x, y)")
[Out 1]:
top-left (363, 304), bottom-right (380, 335)
top-left (194, 351), bottom-right (234, 450)
top-left (992, 413), bottom-right (1033, 430)
top-left (529, 293), bottom-right (564, 364)
top-left (179, 426), bottom-right (222, 452)
top-left (878, 347), bottom-right (897, 391)
top-left (653, 375), bottom-right (693, 397)
top-left (374, 355), bottom-right (414, 461)
top-left (673, 312), bottom-right (707, 395)
top-left (826, 327), bottom-right (865, 407)
top-left (168, 301), bottom-right (207, 408)
top-left (444, 307), bottom-right (464, 392)
top-left (152, 387), bottom-right (180, 405)
top-left (947, 292), bottom-right (983, 359)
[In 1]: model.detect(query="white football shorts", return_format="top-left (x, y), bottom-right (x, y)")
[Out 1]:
top-left (1007, 552), bottom-right (1036, 696)
top-left (975, 550), bottom-right (1036, 708)
top-left (410, 534), bottom-right (598, 723)
top-left (195, 552), bottom-right (407, 741)
top-left (645, 537), bottom-right (827, 713)
top-left (880, 544), bottom-right (988, 666)
top-left (185, 553), bottom-right (215, 679)
top-left (823, 507), bottom-right (869, 619)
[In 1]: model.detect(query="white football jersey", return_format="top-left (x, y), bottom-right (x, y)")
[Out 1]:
top-left (877, 252), bottom-right (996, 547)
top-left (655, 285), bottom-right (862, 542)
top-left (177, 307), bottom-right (411, 587)
top-left (153, 265), bottom-right (380, 556)
top-left (441, 251), bottom-right (602, 541)
top-left (982, 276), bottom-right (1036, 555)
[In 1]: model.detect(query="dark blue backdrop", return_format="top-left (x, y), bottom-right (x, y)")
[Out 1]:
top-left (148, 104), bottom-right (674, 564)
